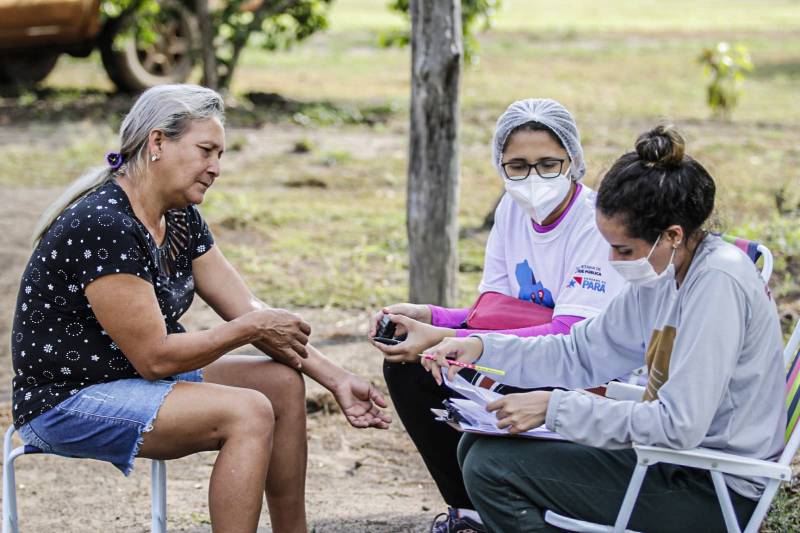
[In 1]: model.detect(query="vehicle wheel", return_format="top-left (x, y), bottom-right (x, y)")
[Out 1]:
top-left (0, 52), bottom-right (59, 85)
top-left (100, 0), bottom-right (199, 93)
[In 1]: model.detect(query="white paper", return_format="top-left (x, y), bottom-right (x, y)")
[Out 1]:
top-left (440, 369), bottom-right (562, 440)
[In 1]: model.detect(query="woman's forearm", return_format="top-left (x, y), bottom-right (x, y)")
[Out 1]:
top-left (454, 315), bottom-right (582, 338)
top-left (145, 316), bottom-right (257, 379)
top-left (251, 339), bottom-right (348, 390)
top-left (428, 305), bottom-right (469, 328)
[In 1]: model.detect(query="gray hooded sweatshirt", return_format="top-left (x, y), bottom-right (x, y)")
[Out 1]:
top-left (475, 235), bottom-right (785, 500)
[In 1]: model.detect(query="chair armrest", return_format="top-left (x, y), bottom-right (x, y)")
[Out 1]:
top-left (633, 443), bottom-right (791, 481)
top-left (605, 382), bottom-right (645, 402)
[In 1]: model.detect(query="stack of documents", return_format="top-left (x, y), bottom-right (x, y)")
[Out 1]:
top-left (432, 369), bottom-right (562, 440)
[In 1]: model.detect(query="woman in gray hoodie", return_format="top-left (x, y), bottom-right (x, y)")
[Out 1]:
top-left (422, 125), bottom-right (785, 532)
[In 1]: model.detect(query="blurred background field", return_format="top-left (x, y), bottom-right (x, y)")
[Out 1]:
top-left (4, 0), bottom-right (798, 320)
top-left (0, 0), bottom-right (799, 529)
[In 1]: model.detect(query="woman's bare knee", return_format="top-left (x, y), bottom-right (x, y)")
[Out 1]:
top-left (229, 388), bottom-right (275, 441)
top-left (269, 365), bottom-right (306, 416)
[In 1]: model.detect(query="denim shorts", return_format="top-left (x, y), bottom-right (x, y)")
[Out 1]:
top-left (17, 370), bottom-right (203, 476)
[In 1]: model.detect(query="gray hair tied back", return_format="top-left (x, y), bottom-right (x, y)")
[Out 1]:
top-left (32, 84), bottom-right (225, 245)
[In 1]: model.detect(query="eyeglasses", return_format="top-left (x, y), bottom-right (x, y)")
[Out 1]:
top-left (501, 158), bottom-right (567, 180)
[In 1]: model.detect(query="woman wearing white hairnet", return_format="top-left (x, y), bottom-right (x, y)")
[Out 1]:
top-left (370, 98), bottom-right (626, 532)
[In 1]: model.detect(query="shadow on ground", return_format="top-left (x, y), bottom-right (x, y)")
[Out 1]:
top-left (0, 87), bottom-right (396, 129)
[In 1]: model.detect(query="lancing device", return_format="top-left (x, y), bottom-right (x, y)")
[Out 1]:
top-left (418, 353), bottom-right (506, 376)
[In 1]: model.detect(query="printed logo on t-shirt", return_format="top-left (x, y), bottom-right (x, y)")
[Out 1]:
top-left (515, 260), bottom-right (555, 308)
top-left (566, 264), bottom-right (607, 293)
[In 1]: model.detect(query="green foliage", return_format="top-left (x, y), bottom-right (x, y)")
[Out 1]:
top-left (763, 484), bottom-right (800, 532)
top-left (213, 0), bottom-right (333, 88)
top-left (381, 0), bottom-right (502, 65)
top-left (101, 0), bottom-right (333, 90)
top-left (698, 42), bottom-right (754, 119)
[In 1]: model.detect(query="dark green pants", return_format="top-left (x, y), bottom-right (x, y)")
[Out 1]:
top-left (457, 434), bottom-right (757, 533)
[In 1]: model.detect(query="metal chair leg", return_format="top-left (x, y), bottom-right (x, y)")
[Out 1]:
top-left (3, 426), bottom-right (20, 533)
top-left (612, 463), bottom-right (648, 533)
top-left (151, 459), bottom-right (167, 533)
top-left (3, 447), bottom-right (27, 533)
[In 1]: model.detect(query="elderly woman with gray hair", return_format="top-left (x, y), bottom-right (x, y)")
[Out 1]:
top-left (11, 84), bottom-right (390, 533)
top-left (370, 98), bottom-right (625, 532)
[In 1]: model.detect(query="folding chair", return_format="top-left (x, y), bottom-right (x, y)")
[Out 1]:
top-left (718, 234), bottom-right (774, 285)
top-left (545, 319), bottom-right (800, 533)
top-left (626, 236), bottom-right (772, 385)
top-left (2, 425), bottom-right (167, 533)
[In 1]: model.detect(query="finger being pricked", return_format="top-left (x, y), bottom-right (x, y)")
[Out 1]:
top-left (368, 308), bottom-right (387, 338)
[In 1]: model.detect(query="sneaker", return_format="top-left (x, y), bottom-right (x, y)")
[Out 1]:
top-left (430, 507), bottom-right (486, 533)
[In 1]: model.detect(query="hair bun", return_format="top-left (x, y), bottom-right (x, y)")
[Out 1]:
top-left (634, 124), bottom-right (685, 167)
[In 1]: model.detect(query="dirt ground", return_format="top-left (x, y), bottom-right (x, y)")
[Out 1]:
top-left (0, 123), bottom-right (443, 532)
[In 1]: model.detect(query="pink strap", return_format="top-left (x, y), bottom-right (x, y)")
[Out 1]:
top-left (454, 314), bottom-right (582, 338)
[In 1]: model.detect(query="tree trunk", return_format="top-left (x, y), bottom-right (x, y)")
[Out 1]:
top-left (195, 0), bottom-right (218, 90)
top-left (407, 0), bottom-right (463, 306)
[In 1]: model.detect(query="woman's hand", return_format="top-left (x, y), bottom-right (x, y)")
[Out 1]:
top-left (238, 308), bottom-right (312, 370)
top-left (368, 303), bottom-right (432, 337)
top-left (332, 373), bottom-right (392, 429)
top-left (372, 314), bottom-right (454, 364)
top-left (420, 336), bottom-right (484, 385)
top-left (487, 391), bottom-right (551, 434)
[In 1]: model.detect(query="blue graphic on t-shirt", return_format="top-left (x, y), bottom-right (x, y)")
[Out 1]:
top-left (515, 260), bottom-right (555, 308)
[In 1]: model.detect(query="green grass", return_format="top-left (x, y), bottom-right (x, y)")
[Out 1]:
top-left (7, 0), bottom-right (799, 314)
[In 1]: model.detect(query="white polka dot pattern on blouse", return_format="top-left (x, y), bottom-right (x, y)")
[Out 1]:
top-left (10, 180), bottom-right (214, 428)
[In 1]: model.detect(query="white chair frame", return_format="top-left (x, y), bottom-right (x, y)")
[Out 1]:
top-left (545, 320), bottom-right (800, 533)
top-left (2, 425), bottom-right (167, 533)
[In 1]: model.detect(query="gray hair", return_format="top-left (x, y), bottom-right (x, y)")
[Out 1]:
top-left (492, 98), bottom-right (586, 182)
top-left (32, 84), bottom-right (225, 244)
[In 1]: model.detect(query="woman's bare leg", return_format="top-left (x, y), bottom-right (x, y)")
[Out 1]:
top-left (204, 355), bottom-right (308, 533)
top-left (138, 381), bottom-right (275, 533)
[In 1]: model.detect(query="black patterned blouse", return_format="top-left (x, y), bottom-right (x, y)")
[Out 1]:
top-left (10, 179), bottom-right (214, 427)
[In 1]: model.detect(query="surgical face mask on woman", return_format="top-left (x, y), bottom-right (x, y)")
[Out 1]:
top-left (503, 172), bottom-right (571, 224)
top-left (609, 233), bottom-right (679, 286)
top-left (500, 129), bottom-right (574, 224)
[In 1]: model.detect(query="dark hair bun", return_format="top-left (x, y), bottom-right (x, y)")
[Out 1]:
top-left (634, 124), bottom-right (685, 167)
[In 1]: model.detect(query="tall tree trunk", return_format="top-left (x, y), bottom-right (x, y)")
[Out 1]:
top-left (407, 0), bottom-right (463, 306)
top-left (195, 0), bottom-right (218, 89)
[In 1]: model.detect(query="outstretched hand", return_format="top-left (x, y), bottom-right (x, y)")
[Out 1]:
top-left (332, 373), bottom-right (392, 430)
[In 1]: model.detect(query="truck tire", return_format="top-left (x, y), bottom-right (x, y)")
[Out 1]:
top-left (0, 52), bottom-right (59, 85)
top-left (100, 0), bottom-right (199, 93)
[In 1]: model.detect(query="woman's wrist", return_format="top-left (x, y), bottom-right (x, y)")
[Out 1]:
top-left (300, 344), bottom-right (349, 392)
top-left (435, 326), bottom-right (457, 338)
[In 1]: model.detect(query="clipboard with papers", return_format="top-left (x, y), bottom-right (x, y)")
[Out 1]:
top-left (430, 369), bottom-right (563, 441)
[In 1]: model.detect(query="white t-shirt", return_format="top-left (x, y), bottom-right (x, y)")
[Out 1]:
top-left (479, 185), bottom-right (625, 319)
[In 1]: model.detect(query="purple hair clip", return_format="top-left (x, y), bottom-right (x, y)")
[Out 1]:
top-left (105, 151), bottom-right (124, 170)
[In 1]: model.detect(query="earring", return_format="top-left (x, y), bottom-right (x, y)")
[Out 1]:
top-left (151, 154), bottom-right (160, 162)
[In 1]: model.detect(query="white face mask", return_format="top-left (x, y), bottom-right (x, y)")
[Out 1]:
top-left (504, 172), bottom-right (572, 224)
top-left (610, 234), bottom-right (678, 286)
